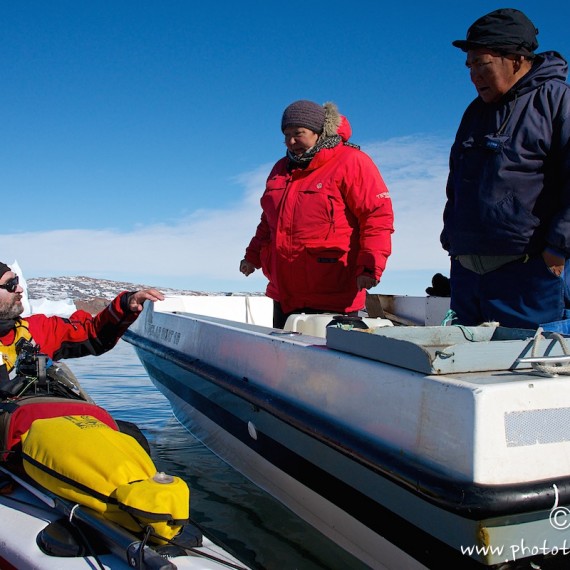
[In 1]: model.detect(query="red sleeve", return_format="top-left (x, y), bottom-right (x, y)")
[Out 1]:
top-left (244, 160), bottom-right (285, 269)
top-left (26, 291), bottom-right (139, 360)
top-left (342, 151), bottom-right (394, 280)
top-left (244, 212), bottom-right (271, 268)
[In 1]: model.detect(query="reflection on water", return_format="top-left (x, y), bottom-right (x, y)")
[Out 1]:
top-left (65, 339), bottom-right (368, 570)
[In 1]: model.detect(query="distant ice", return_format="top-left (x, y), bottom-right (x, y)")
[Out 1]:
top-left (9, 259), bottom-right (77, 318)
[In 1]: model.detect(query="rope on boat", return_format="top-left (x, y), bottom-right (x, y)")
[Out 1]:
top-left (440, 312), bottom-right (570, 375)
top-left (529, 328), bottom-right (570, 376)
top-left (440, 309), bottom-right (456, 326)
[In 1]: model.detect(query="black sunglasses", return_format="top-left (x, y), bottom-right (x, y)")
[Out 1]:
top-left (0, 276), bottom-right (19, 293)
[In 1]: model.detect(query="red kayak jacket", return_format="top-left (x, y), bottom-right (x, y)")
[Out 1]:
top-left (0, 292), bottom-right (138, 365)
top-left (245, 117), bottom-right (394, 314)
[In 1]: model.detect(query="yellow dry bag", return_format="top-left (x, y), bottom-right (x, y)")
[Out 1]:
top-left (21, 415), bottom-right (189, 543)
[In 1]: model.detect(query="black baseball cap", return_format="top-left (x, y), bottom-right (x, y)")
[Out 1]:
top-left (452, 8), bottom-right (538, 56)
top-left (0, 262), bottom-right (10, 279)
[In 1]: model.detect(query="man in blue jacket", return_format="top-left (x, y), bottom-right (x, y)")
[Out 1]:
top-left (441, 8), bottom-right (570, 329)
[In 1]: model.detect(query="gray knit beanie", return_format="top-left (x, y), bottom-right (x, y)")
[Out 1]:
top-left (281, 100), bottom-right (326, 134)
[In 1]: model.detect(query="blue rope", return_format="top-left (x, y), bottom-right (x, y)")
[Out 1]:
top-left (440, 309), bottom-right (475, 340)
top-left (441, 309), bottom-right (456, 326)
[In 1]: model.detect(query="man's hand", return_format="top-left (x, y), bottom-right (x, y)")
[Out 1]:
top-left (542, 250), bottom-right (565, 277)
top-left (128, 289), bottom-right (165, 312)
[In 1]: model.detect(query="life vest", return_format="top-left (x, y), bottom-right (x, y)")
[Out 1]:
top-left (0, 320), bottom-right (34, 379)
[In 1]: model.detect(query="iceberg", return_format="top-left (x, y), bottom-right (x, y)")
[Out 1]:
top-left (9, 259), bottom-right (77, 318)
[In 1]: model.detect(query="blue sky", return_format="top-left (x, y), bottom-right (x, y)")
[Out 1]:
top-left (2, 1), bottom-right (569, 295)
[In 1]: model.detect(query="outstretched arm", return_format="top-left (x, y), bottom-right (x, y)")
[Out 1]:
top-left (28, 289), bottom-right (165, 360)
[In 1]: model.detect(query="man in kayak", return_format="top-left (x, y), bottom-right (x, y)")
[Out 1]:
top-left (441, 8), bottom-right (570, 329)
top-left (0, 261), bottom-right (164, 382)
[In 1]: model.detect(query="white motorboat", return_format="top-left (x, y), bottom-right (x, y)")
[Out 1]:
top-left (124, 293), bottom-right (570, 569)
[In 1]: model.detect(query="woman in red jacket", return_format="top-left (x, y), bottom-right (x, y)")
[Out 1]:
top-left (240, 100), bottom-right (394, 328)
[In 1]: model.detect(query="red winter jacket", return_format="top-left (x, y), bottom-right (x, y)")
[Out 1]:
top-left (0, 292), bottom-right (138, 363)
top-left (245, 117), bottom-right (394, 314)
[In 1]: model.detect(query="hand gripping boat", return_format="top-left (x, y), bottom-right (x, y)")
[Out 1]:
top-left (0, 343), bottom-right (250, 570)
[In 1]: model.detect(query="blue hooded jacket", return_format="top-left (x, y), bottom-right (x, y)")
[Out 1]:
top-left (441, 51), bottom-right (570, 257)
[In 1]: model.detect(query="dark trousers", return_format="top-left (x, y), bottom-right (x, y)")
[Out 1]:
top-left (272, 301), bottom-right (358, 329)
top-left (450, 255), bottom-right (570, 329)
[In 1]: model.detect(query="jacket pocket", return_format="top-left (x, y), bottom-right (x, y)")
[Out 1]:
top-left (303, 245), bottom-right (351, 294)
top-left (486, 193), bottom-right (540, 239)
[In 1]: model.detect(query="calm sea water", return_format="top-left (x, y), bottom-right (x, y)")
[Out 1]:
top-left (64, 339), bottom-right (369, 570)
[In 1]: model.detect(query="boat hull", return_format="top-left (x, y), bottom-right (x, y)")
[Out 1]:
top-left (139, 350), bottom-right (432, 569)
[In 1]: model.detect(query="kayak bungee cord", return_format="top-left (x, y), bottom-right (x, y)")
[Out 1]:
top-left (67, 503), bottom-right (106, 570)
top-left (0, 465), bottom-right (176, 570)
top-left (1, 465), bottom-right (250, 570)
top-left (159, 534), bottom-right (250, 570)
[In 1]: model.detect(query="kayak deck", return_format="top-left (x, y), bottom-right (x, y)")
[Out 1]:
top-left (0, 469), bottom-right (248, 570)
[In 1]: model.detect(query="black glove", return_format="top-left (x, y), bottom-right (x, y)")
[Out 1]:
top-left (426, 273), bottom-right (451, 297)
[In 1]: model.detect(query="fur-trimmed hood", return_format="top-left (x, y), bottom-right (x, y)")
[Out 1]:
top-left (321, 102), bottom-right (352, 141)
